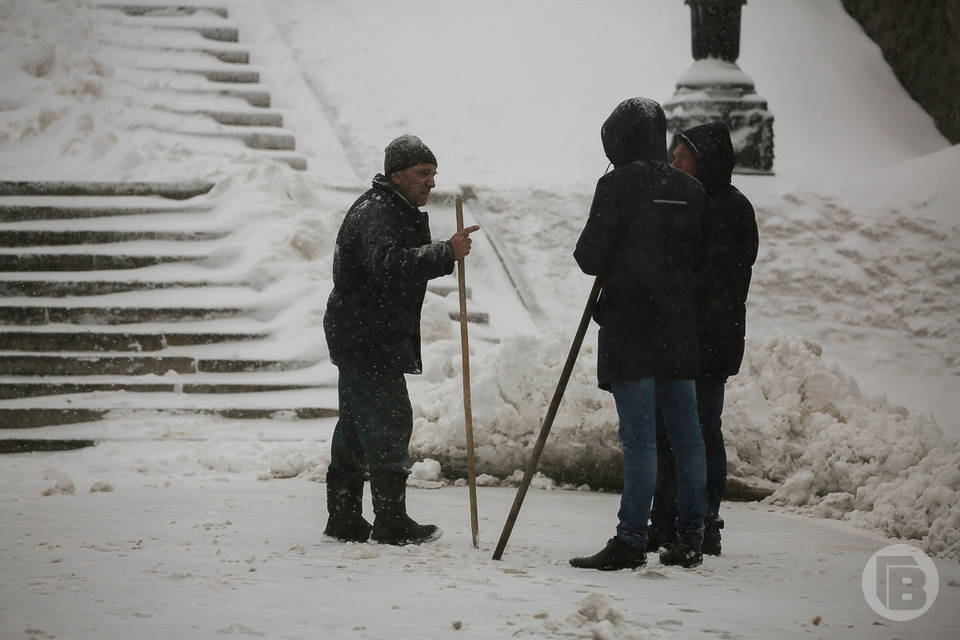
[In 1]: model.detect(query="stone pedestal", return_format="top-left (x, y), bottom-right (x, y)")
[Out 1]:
top-left (665, 0), bottom-right (774, 173)
top-left (663, 59), bottom-right (774, 173)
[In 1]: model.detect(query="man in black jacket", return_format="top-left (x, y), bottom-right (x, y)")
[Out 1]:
top-left (322, 135), bottom-right (478, 545)
top-left (569, 98), bottom-right (709, 570)
top-left (648, 122), bottom-right (759, 556)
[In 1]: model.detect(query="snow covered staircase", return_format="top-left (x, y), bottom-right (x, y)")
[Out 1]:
top-left (94, 2), bottom-right (306, 170)
top-left (0, 181), bottom-right (337, 447)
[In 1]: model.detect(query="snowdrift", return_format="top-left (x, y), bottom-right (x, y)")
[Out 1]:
top-left (409, 333), bottom-right (960, 559)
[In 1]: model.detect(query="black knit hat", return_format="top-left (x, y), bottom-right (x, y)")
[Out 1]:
top-left (384, 135), bottom-right (437, 175)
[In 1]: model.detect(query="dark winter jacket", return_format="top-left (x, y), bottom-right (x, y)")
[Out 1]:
top-left (323, 174), bottom-right (455, 374)
top-left (673, 122), bottom-right (759, 377)
top-left (575, 98), bottom-right (707, 389)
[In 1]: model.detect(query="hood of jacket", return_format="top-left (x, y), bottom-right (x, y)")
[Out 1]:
top-left (601, 97), bottom-right (668, 168)
top-left (673, 122), bottom-right (735, 195)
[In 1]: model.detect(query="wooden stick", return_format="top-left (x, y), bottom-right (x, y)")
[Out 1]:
top-left (492, 276), bottom-right (603, 560)
top-left (456, 195), bottom-right (480, 548)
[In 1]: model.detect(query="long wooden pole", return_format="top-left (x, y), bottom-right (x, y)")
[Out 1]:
top-left (492, 276), bottom-right (602, 560)
top-left (455, 196), bottom-right (480, 548)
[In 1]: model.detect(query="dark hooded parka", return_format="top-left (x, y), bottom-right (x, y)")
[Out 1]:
top-left (672, 123), bottom-right (758, 377)
top-left (324, 174), bottom-right (455, 374)
top-left (575, 98), bottom-right (707, 389)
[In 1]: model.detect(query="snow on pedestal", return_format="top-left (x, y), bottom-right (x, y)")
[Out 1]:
top-left (664, 57), bottom-right (775, 173)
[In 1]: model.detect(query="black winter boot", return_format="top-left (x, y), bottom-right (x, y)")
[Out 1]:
top-left (701, 539), bottom-right (722, 556)
top-left (702, 517), bottom-right (723, 556)
top-left (323, 478), bottom-right (371, 543)
top-left (370, 473), bottom-right (442, 545)
top-left (569, 537), bottom-right (647, 571)
top-left (645, 527), bottom-right (676, 553)
top-left (659, 541), bottom-right (703, 568)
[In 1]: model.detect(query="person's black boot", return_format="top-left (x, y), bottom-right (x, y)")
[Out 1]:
top-left (701, 538), bottom-right (722, 556)
top-left (323, 478), bottom-right (371, 543)
top-left (645, 527), bottom-right (676, 553)
top-left (370, 473), bottom-right (442, 545)
top-left (569, 537), bottom-right (647, 571)
top-left (702, 517), bottom-right (723, 556)
top-left (659, 541), bottom-right (703, 568)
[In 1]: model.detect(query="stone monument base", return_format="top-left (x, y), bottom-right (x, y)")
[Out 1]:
top-left (664, 81), bottom-right (775, 174)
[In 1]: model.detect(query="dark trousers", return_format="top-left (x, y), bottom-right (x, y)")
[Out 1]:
top-left (650, 375), bottom-right (727, 543)
top-left (326, 364), bottom-right (413, 492)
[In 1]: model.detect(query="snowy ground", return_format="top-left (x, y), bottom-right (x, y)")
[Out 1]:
top-left (3, 441), bottom-right (959, 640)
top-left (2, 0), bottom-right (960, 637)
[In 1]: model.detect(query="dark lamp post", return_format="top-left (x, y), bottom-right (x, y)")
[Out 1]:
top-left (687, 0), bottom-right (747, 62)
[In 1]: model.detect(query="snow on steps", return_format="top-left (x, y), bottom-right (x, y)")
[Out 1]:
top-left (0, 330), bottom-right (270, 351)
top-left (0, 182), bottom-right (336, 438)
top-left (0, 181), bottom-right (214, 199)
top-left (93, 2), bottom-right (305, 169)
top-left (97, 4), bottom-right (230, 19)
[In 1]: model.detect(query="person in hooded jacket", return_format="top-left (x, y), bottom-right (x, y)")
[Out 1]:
top-left (569, 98), bottom-right (709, 570)
top-left (647, 122), bottom-right (759, 556)
top-left (323, 135), bottom-right (478, 546)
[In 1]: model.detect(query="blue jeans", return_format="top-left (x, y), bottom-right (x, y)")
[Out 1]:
top-left (611, 378), bottom-right (707, 549)
top-left (650, 375), bottom-right (727, 543)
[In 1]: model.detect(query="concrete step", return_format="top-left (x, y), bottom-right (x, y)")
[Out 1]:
top-left (96, 4), bottom-right (230, 19)
top-left (0, 254), bottom-right (207, 271)
top-left (130, 23), bottom-right (239, 42)
top-left (0, 354), bottom-right (316, 376)
top-left (0, 406), bottom-right (337, 428)
top-left (0, 209), bottom-right (222, 231)
top-left (197, 48), bottom-right (248, 64)
top-left (0, 205), bottom-right (210, 223)
top-left (98, 39), bottom-right (250, 64)
top-left (0, 304), bottom-right (478, 326)
top-left (260, 150), bottom-right (307, 171)
top-left (0, 439), bottom-right (97, 453)
top-left (257, 151), bottom-right (306, 171)
top-left (428, 282), bottom-right (472, 298)
top-left (0, 181), bottom-right (214, 199)
top-left (454, 310), bottom-right (489, 324)
top-left (180, 87), bottom-right (270, 107)
top-left (0, 388), bottom-right (340, 426)
top-left (0, 229), bottom-right (228, 247)
top-left (199, 110), bottom-right (282, 127)
top-left (157, 126), bottom-right (295, 151)
top-left (0, 280), bottom-right (240, 297)
top-left (0, 330), bottom-right (268, 351)
top-left (0, 306), bottom-right (257, 325)
top-left (158, 68), bottom-right (259, 83)
top-left (0, 381), bottom-right (319, 399)
top-left (238, 130), bottom-right (295, 151)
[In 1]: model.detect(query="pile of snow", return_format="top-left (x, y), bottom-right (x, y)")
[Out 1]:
top-left (543, 593), bottom-right (651, 640)
top-left (411, 331), bottom-right (620, 486)
top-left (410, 333), bottom-right (960, 558)
top-left (732, 337), bottom-right (960, 559)
top-left (0, 0), bottom-right (115, 173)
